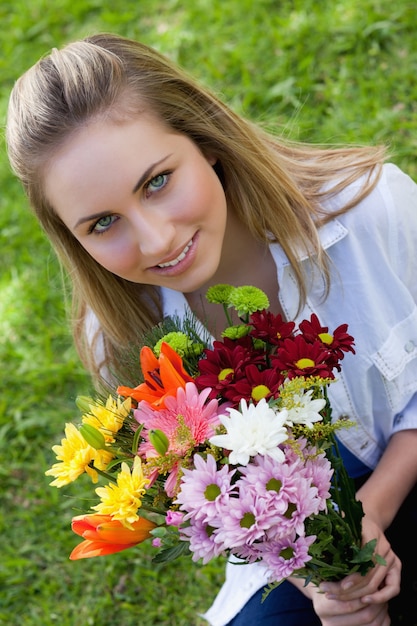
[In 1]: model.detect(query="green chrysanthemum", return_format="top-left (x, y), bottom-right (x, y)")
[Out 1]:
top-left (222, 325), bottom-right (251, 340)
top-left (205, 284), bottom-right (234, 305)
top-left (228, 286), bottom-right (269, 316)
top-left (153, 332), bottom-right (202, 358)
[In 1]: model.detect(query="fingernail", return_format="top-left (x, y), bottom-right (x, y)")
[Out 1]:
top-left (342, 581), bottom-right (353, 591)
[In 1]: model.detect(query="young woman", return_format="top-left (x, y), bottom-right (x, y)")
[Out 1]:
top-left (6, 33), bottom-right (417, 626)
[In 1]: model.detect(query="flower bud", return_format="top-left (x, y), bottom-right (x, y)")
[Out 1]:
top-left (76, 395), bottom-right (94, 413)
top-left (79, 424), bottom-right (106, 450)
top-left (149, 429), bottom-right (169, 455)
top-left (166, 510), bottom-right (184, 526)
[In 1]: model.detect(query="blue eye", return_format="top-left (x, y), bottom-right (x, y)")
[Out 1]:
top-left (90, 214), bottom-right (117, 234)
top-left (145, 172), bottom-right (170, 195)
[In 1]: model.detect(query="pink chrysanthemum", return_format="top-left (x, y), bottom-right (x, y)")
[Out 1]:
top-left (237, 454), bottom-right (305, 515)
top-left (281, 439), bottom-right (333, 510)
top-left (213, 493), bottom-right (284, 551)
top-left (180, 518), bottom-right (226, 564)
top-left (303, 454), bottom-right (333, 509)
top-left (260, 533), bottom-right (316, 581)
top-left (176, 454), bottom-right (236, 523)
top-left (281, 480), bottom-right (320, 535)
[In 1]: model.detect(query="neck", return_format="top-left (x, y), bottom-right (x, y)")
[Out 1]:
top-left (185, 213), bottom-right (282, 336)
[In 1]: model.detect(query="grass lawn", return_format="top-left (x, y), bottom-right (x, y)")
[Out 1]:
top-left (1, 1), bottom-right (416, 624)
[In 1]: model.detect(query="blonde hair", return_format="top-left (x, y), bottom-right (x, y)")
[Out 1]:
top-left (6, 33), bottom-right (385, 383)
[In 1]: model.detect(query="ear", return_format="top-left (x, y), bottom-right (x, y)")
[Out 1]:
top-left (205, 153), bottom-right (218, 166)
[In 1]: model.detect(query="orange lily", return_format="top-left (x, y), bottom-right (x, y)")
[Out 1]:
top-left (69, 513), bottom-right (157, 559)
top-left (117, 342), bottom-right (193, 409)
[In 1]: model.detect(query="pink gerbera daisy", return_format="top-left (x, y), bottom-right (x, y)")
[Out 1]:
top-left (135, 382), bottom-right (221, 459)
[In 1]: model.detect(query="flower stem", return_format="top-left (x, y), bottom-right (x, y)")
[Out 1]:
top-left (89, 462), bottom-right (118, 484)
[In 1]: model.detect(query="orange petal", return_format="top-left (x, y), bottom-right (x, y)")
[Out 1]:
top-left (116, 383), bottom-right (160, 403)
top-left (140, 345), bottom-right (160, 378)
top-left (160, 342), bottom-right (194, 383)
top-left (117, 344), bottom-right (193, 408)
top-left (117, 346), bottom-right (162, 401)
top-left (71, 514), bottom-right (111, 537)
top-left (160, 361), bottom-right (193, 396)
top-left (96, 518), bottom-right (156, 544)
top-left (69, 539), bottom-right (138, 560)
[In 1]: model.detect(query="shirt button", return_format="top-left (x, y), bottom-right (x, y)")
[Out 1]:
top-left (404, 340), bottom-right (416, 353)
top-left (394, 413), bottom-right (404, 425)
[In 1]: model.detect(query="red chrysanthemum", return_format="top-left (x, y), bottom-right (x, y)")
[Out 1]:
top-left (225, 363), bottom-right (285, 405)
top-left (272, 335), bottom-right (334, 379)
top-left (195, 336), bottom-right (263, 399)
top-left (299, 314), bottom-right (355, 370)
top-left (250, 311), bottom-right (296, 346)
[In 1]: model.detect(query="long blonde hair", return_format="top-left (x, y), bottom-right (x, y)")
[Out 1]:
top-left (6, 33), bottom-right (385, 383)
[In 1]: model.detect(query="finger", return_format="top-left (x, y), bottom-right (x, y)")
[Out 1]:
top-left (319, 601), bottom-right (389, 626)
top-left (322, 569), bottom-right (385, 601)
top-left (321, 550), bottom-right (401, 602)
top-left (361, 556), bottom-right (401, 604)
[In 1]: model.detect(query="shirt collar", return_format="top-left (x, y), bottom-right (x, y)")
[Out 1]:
top-left (269, 217), bottom-right (348, 269)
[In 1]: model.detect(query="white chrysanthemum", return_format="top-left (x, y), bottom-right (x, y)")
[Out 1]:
top-left (209, 398), bottom-right (288, 466)
top-left (283, 390), bottom-right (326, 428)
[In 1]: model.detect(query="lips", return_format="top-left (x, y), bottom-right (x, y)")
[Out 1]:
top-left (157, 238), bottom-right (193, 268)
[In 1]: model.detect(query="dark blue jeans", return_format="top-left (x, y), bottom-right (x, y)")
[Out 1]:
top-left (226, 581), bottom-right (321, 626)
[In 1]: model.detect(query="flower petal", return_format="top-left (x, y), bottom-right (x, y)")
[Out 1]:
top-left (69, 539), bottom-right (138, 560)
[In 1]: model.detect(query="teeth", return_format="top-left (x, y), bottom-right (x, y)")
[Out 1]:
top-left (158, 239), bottom-right (193, 268)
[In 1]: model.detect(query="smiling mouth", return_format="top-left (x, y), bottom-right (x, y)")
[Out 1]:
top-left (157, 239), bottom-right (193, 268)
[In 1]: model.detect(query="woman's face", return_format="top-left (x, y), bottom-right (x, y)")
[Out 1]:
top-left (43, 113), bottom-right (228, 294)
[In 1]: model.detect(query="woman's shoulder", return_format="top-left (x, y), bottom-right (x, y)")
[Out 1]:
top-left (327, 163), bottom-right (417, 232)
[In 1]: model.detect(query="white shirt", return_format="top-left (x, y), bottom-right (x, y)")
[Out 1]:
top-left (160, 163), bottom-right (417, 625)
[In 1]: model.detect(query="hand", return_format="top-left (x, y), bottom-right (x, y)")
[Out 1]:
top-left (291, 518), bottom-right (401, 625)
top-left (292, 577), bottom-right (391, 626)
top-left (319, 517), bottom-right (401, 606)
top-left (309, 586), bottom-right (391, 626)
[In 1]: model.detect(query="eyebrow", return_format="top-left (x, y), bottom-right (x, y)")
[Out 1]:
top-left (131, 154), bottom-right (172, 194)
top-left (74, 154), bottom-right (172, 229)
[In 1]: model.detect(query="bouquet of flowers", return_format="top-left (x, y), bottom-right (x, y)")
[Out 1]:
top-left (46, 284), bottom-right (383, 592)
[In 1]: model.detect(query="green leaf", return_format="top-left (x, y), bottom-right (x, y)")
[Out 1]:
top-left (350, 538), bottom-right (384, 566)
top-left (152, 541), bottom-right (190, 563)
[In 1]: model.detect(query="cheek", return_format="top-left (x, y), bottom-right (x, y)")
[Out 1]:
top-left (181, 168), bottom-right (227, 224)
top-left (83, 238), bottom-right (139, 276)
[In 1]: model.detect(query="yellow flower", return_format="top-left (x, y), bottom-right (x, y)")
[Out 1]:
top-left (82, 395), bottom-right (131, 445)
top-left (93, 457), bottom-right (149, 527)
top-left (45, 423), bottom-right (99, 487)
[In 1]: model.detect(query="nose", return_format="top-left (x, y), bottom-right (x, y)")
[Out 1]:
top-left (130, 208), bottom-right (176, 262)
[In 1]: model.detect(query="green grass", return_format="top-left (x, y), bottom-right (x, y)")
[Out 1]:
top-left (1, 1), bottom-right (416, 624)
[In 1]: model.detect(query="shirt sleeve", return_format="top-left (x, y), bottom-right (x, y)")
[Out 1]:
top-left (383, 163), bottom-right (417, 301)
top-left (383, 164), bottom-right (417, 432)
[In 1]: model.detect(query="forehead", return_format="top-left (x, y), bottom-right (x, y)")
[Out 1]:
top-left (42, 112), bottom-right (192, 220)
top-left (44, 111), bottom-right (174, 176)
